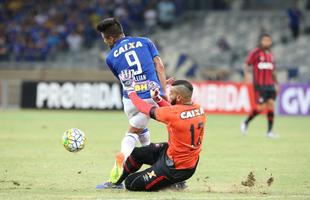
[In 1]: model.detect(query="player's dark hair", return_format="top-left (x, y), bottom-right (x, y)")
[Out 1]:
top-left (258, 33), bottom-right (272, 47)
top-left (259, 33), bottom-right (271, 40)
top-left (96, 18), bottom-right (123, 38)
top-left (172, 80), bottom-right (193, 93)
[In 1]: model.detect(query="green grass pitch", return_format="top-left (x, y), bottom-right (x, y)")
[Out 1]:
top-left (0, 110), bottom-right (310, 200)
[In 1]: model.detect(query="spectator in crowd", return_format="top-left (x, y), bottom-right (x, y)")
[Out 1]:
top-left (24, 37), bottom-right (39, 62)
top-left (212, 0), bottom-right (230, 10)
top-left (144, 5), bottom-right (157, 34)
top-left (66, 30), bottom-right (83, 53)
top-left (217, 35), bottom-right (231, 52)
top-left (287, 1), bottom-right (303, 39)
top-left (11, 33), bottom-right (25, 61)
top-left (114, 5), bottom-right (128, 19)
top-left (0, 26), bottom-right (9, 61)
top-left (127, 0), bottom-right (145, 29)
top-left (158, 0), bottom-right (176, 29)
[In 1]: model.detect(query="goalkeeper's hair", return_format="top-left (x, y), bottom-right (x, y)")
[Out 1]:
top-left (96, 18), bottom-right (123, 38)
top-left (172, 80), bottom-right (193, 98)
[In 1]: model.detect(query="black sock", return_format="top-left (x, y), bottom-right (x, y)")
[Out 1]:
top-left (245, 109), bottom-right (260, 125)
top-left (267, 110), bottom-right (274, 132)
top-left (116, 155), bottom-right (142, 185)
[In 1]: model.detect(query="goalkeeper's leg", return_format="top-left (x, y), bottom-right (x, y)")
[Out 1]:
top-left (115, 143), bottom-right (166, 184)
top-left (124, 145), bottom-right (196, 191)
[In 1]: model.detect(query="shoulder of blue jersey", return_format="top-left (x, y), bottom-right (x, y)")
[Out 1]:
top-left (134, 37), bottom-right (153, 44)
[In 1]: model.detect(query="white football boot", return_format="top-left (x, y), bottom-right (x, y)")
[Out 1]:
top-left (240, 121), bottom-right (248, 135)
top-left (267, 131), bottom-right (279, 139)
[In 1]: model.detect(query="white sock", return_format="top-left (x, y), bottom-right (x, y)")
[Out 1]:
top-left (138, 129), bottom-right (150, 146)
top-left (121, 133), bottom-right (139, 160)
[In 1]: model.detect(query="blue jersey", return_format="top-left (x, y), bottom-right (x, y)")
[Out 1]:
top-left (106, 36), bottom-right (163, 99)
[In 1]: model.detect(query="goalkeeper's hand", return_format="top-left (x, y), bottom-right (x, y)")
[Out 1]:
top-left (118, 69), bottom-right (135, 95)
top-left (148, 81), bottom-right (162, 103)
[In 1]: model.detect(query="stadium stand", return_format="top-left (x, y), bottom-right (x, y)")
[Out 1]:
top-left (153, 11), bottom-right (310, 82)
top-left (0, 0), bottom-right (309, 83)
top-left (0, 0), bottom-right (183, 63)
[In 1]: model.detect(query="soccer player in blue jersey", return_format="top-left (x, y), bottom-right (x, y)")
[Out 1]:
top-left (96, 18), bottom-right (167, 189)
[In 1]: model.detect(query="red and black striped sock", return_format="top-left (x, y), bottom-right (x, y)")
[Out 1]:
top-left (267, 110), bottom-right (274, 132)
top-left (116, 155), bottom-right (142, 185)
top-left (245, 109), bottom-right (260, 125)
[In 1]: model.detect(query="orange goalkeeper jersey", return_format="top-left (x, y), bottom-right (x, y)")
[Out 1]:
top-left (154, 104), bottom-right (206, 169)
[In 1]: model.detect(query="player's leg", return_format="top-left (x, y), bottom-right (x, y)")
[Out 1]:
top-left (112, 99), bottom-right (151, 182)
top-left (106, 124), bottom-right (145, 185)
top-left (121, 98), bottom-right (157, 161)
top-left (265, 90), bottom-right (277, 138)
top-left (98, 99), bottom-right (144, 188)
top-left (115, 143), bottom-right (167, 185)
top-left (99, 98), bottom-right (156, 188)
top-left (241, 89), bottom-right (265, 134)
top-left (97, 143), bottom-right (166, 189)
top-left (125, 170), bottom-right (190, 191)
top-left (124, 148), bottom-right (172, 191)
top-left (266, 99), bottom-right (274, 134)
top-left (121, 126), bottom-right (143, 160)
top-left (124, 166), bottom-right (171, 191)
top-left (124, 150), bottom-right (196, 191)
top-left (136, 98), bottom-right (158, 146)
top-left (138, 128), bottom-right (151, 146)
top-left (121, 118), bottom-right (152, 160)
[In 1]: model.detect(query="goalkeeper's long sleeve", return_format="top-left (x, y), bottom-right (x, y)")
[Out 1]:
top-left (157, 98), bottom-right (170, 107)
top-left (128, 92), bottom-right (154, 116)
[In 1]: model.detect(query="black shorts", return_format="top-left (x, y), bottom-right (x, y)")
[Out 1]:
top-left (254, 85), bottom-right (276, 104)
top-left (125, 143), bottom-right (197, 191)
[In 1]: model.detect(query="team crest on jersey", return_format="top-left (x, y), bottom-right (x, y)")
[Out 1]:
top-left (180, 107), bottom-right (205, 119)
top-left (259, 56), bottom-right (265, 61)
top-left (113, 41), bottom-right (143, 57)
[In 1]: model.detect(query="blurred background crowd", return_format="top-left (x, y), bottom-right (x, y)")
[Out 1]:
top-left (0, 0), bottom-right (310, 110)
top-left (0, 0), bottom-right (309, 84)
top-left (0, 0), bottom-right (185, 62)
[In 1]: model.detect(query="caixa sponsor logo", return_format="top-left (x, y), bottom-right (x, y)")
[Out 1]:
top-left (257, 62), bottom-right (274, 70)
top-left (36, 82), bottom-right (122, 109)
top-left (279, 84), bottom-right (310, 115)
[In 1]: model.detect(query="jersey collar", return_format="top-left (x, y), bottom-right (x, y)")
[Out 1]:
top-left (112, 36), bottom-right (131, 49)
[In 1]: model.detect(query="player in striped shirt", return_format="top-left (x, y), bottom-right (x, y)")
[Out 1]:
top-left (241, 34), bottom-right (278, 138)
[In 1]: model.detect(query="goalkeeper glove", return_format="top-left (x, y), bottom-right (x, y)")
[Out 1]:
top-left (118, 69), bottom-right (135, 95)
top-left (148, 81), bottom-right (162, 103)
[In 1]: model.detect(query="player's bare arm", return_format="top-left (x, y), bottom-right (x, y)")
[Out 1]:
top-left (166, 77), bottom-right (175, 85)
top-left (118, 70), bottom-right (168, 120)
top-left (154, 56), bottom-right (167, 94)
top-left (149, 82), bottom-right (170, 107)
top-left (272, 70), bottom-right (279, 95)
top-left (243, 63), bottom-right (251, 84)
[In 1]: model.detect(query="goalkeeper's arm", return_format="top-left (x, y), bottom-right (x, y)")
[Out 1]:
top-left (128, 92), bottom-right (158, 119)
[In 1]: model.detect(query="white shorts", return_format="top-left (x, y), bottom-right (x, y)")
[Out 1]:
top-left (122, 97), bottom-right (157, 129)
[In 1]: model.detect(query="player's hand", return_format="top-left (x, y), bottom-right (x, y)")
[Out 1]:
top-left (244, 75), bottom-right (251, 84)
top-left (275, 84), bottom-right (280, 96)
top-left (148, 81), bottom-right (162, 102)
top-left (166, 77), bottom-right (175, 86)
top-left (118, 69), bottom-right (135, 94)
